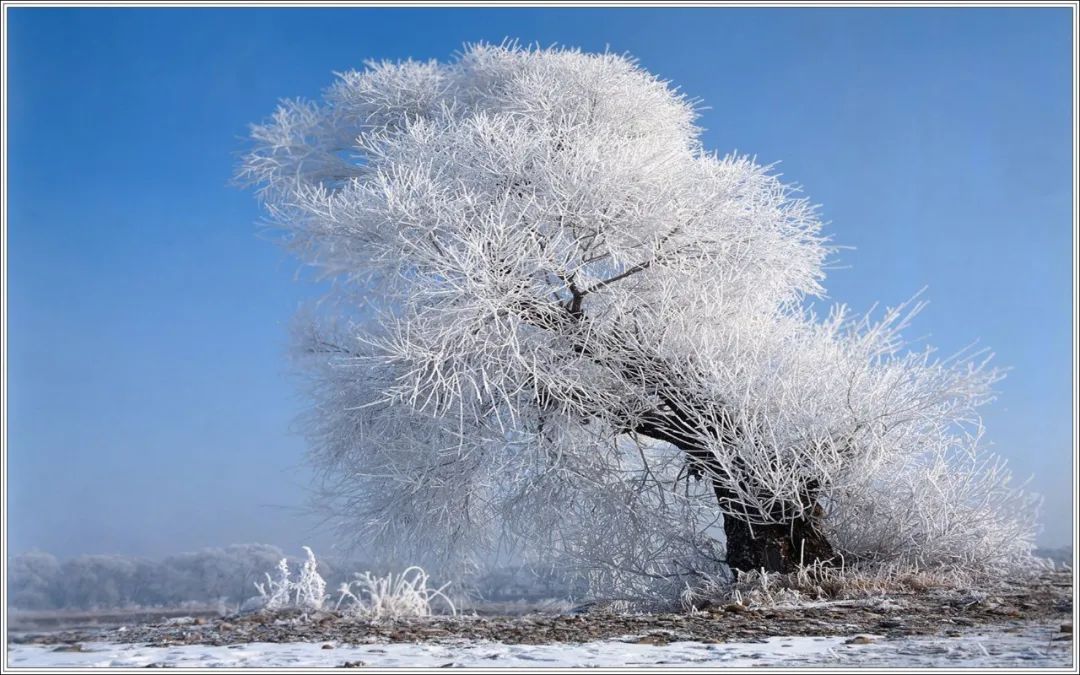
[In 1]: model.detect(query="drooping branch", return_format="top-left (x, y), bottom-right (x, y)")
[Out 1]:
top-left (509, 293), bottom-right (829, 538)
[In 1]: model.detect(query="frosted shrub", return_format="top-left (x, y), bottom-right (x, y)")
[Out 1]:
top-left (254, 547), bottom-right (327, 611)
top-left (335, 566), bottom-right (456, 619)
top-left (294, 546), bottom-right (328, 610)
top-left (241, 42), bottom-right (1039, 600)
top-left (254, 558), bottom-right (293, 611)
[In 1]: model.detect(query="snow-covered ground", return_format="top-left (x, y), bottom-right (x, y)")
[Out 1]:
top-left (8, 625), bottom-right (1072, 668)
top-left (8, 636), bottom-right (848, 668)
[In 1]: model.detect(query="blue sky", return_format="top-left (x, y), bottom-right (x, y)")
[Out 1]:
top-left (6, 7), bottom-right (1074, 558)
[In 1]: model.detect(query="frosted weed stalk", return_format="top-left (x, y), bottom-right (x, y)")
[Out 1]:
top-left (254, 546), bottom-right (327, 611)
top-left (254, 558), bottom-right (294, 611)
top-left (335, 566), bottom-right (457, 619)
top-left (255, 549), bottom-right (454, 619)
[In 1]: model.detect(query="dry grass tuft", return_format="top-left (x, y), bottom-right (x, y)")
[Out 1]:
top-left (679, 558), bottom-right (1050, 612)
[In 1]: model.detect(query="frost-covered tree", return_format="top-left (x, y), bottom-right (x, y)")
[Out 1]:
top-left (6, 545), bottom-right (324, 610)
top-left (8, 551), bottom-right (61, 610)
top-left (240, 43), bottom-right (1038, 597)
top-left (60, 555), bottom-right (140, 609)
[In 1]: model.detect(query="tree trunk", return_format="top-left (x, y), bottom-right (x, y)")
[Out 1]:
top-left (722, 512), bottom-right (834, 574)
top-left (629, 412), bottom-right (837, 574)
top-left (517, 303), bottom-right (840, 575)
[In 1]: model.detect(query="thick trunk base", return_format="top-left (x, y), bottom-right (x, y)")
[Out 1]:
top-left (724, 515), bottom-right (835, 575)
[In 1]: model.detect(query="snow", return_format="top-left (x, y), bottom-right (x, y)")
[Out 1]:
top-left (7, 637), bottom-right (847, 668)
top-left (8, 627), bottom-right (1072, 668)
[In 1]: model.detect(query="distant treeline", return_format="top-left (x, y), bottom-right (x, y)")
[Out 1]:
top-left (7, 545), bottom-right (573, 611)
top-left (6, 544), bottom-right (358, 610)
top-left (1035, 546), bottom-right (1073, 567)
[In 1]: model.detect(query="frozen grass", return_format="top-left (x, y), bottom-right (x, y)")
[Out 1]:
top-left (679, 558), bottom-right (1050, 612)
top-left (253, 549), bottom-right (454, 620)
top-left (335, 566), bottom-right (457, 620)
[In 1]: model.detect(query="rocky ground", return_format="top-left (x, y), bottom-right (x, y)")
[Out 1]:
top-left (9, 570), bottom-right (1073, 663)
